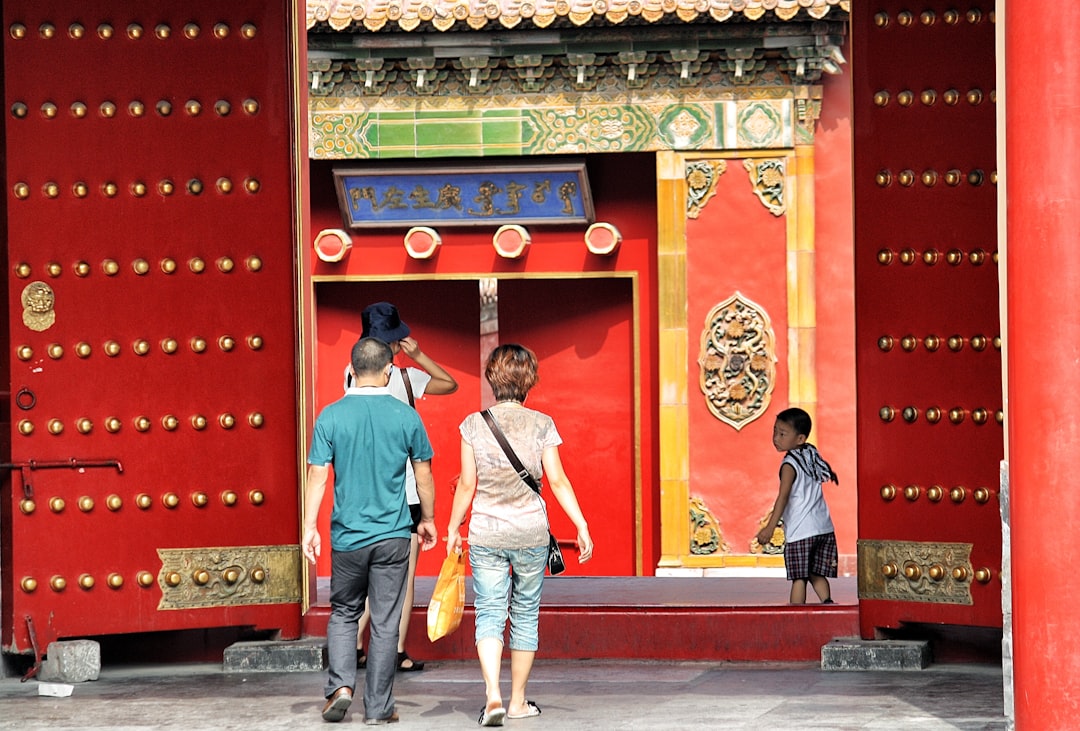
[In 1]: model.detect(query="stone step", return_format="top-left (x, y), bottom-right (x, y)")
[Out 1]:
top-left (821, 637), bottom-right (931, 671)
top-left (223, 640), bottom-right (326, 673)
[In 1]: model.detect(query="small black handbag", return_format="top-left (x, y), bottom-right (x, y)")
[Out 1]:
top-left (481, 409), bottom-right (567, 575)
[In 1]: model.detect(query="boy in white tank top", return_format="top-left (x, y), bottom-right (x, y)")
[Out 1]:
top-left (755, 407), bottom-right (839, 604)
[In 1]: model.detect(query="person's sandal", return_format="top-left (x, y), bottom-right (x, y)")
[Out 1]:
top-left (356, 650), bottom-right (367, 669)
top-left (396, 651), bottom-right (424, 672)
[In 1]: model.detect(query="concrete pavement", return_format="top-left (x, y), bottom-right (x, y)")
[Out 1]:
top-left (0, 658), bottom-right (1007, 730)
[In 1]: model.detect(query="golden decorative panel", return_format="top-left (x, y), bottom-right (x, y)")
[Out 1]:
top-left (689, 495), bottom-right (729, 555)
top-left (858, 539), bottom-right (973, 605)
top-left (685, 160), bottom-right (727, 219)
top-left (743, 158), bottom-right (786, 216)
top-left (697, 292), bottom-right (777, 431)
top-left (157, 545), bottom-right (301, 610)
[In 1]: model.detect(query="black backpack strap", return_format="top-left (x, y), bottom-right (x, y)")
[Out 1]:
top-left (480, 409), bottom-right (541, 493)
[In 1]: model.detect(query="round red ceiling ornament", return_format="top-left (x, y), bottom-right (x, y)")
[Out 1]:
top-left (403, 226), bottom-right (441, 259)
top-left (313, 228), bottom-right (352, 263)
top-left (492, 224), bottom-right (530, 258)
top-left (584, 222), bottom-right (622, 255)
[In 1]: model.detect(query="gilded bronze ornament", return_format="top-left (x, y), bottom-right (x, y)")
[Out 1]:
top-left (697, 292), bottom-right (777, 431)
top-left (859, 539), bottom-right (974, 605)
top-left (156, 545), bottom-right (301, 610)
top-left (21, 281), bottom-right (56, 332)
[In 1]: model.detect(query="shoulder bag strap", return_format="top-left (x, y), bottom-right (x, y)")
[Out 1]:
top-left (399, 366), bottom-right (416, 408)
top-left (480, 409), bottom-right (541, 494)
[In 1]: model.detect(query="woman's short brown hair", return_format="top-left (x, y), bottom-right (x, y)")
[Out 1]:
top-left (485, 344), bottom-right (538, 402)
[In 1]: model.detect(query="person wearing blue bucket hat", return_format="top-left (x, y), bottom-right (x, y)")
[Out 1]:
top-left (345, 302), bottom-right (458, 673)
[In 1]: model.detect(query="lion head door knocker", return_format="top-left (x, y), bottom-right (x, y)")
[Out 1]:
top-left (22, 281), bottom-right (56, 332)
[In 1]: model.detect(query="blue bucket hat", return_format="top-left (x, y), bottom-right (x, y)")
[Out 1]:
top-left (361, 302), bottom-right (410, 343)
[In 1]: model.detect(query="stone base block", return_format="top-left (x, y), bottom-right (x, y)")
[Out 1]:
top-left (821, 637), bottom-right (931, 671)
top-left (38, 640), bottom-right (100, 683)
top-left (223, 640), bottom-right (326, 673)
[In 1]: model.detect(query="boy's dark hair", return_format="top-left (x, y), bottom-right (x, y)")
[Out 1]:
top-left (776, 407), bottom-right (812, 437)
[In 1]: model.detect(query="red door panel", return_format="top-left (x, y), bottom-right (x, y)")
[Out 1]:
top-left (2, 1), bottom-right (301, 651)
top-left (852, 3), bottom-right (1002, 631)
top-left (499, 277), bottom-right (636, 576)
top-left (312, 279), bottom-right (481, 578)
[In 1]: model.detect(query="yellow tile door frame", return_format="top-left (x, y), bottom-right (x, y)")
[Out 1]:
top-left (656, 145), bottom-right (817, 570)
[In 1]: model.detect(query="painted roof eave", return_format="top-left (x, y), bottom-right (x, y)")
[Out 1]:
top-left (306, 0), bottom-right (850, 34)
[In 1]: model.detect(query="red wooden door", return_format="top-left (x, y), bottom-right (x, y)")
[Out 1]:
top-left (852, 3), bottom-right (1003, 633)
top-left (499, 276), bottom-right (637, 576)
top-left (2, 1), bottom-right (302, 653)
top-left (311, 278), bottom-right (480, 579)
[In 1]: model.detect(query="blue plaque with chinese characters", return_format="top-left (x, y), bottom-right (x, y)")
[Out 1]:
top-left (332, 162), bottom-right (594, 228)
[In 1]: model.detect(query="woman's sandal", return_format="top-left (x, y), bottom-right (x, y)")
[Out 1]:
top-left (396, 650), bottom-right (424, 672)
top-left (356, 650), bottom-right (367, 669)
top-left (507, 701), bottom-right (542, 719)
top-left (478, 704), bottom-right (506, 726)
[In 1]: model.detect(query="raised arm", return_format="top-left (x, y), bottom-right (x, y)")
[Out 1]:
top-left (399, 336), bottom-right (458, 394)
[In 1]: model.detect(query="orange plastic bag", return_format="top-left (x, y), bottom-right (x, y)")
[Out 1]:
top-left (427, 550), bottom-right (466, 642)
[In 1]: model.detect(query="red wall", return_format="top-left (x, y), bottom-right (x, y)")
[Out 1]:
top-left (306, 154), bottom-right (659, 576)
top-left (685, 165), bottom-right (791, 556)
top-left (814, 45), bottom-right (857, 566)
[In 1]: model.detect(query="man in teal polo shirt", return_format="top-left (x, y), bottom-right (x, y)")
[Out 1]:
top-left (302, 337), bottom-right (437, 725)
